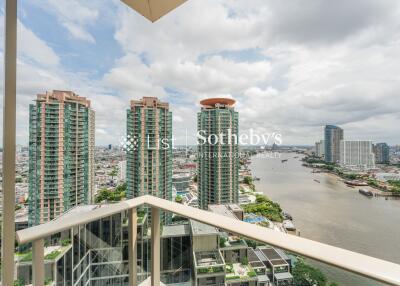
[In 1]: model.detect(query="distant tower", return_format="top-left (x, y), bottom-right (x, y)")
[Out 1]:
top-left (28, 90), bottom-right (95, 225)
top-left (126, 97), bottom-right (172, 222)
top-left (315, 140), bottom-right (325, 159)
top-left (374, 143), bottom-right (390, 164)
top-left (197, 98), bottom-right (239, 210)
top-left (324, 125), bottom-right (343, 163)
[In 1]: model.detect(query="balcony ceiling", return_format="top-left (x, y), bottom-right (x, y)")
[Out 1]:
top-left (121, 0), bottom-right (187, 22)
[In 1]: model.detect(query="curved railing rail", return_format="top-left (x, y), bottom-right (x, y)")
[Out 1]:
top-left (16, 195), bottom-right (400, 286)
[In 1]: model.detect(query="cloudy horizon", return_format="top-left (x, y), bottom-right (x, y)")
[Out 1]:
top-left (1, 0), bottom-right (400, 147)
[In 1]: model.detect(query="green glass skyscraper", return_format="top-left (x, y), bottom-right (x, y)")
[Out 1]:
top-left (197, 98), bottom-right (239, 210)
top-left (126, 97), bottom-right (172, 222)
top-left (28, 90), bottom-right (95, 225)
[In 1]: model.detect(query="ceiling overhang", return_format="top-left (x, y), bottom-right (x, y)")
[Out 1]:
top-left (121, 0), bottom-right (187, 22)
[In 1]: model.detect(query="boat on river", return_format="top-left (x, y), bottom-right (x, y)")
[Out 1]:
top-left (345, 180), bottom-right (368, 186)
top-left (359, 188), bottom-right (373, 197)
top-left (282, 212), bottom-right (293, 220)
top-left (283, 220), bottom-right (296, 231)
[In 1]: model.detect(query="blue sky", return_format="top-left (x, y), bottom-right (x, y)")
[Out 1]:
top-left (1, 0), bottom-right (400, 146)
top-left (18, 1), bottom-right (122, 80)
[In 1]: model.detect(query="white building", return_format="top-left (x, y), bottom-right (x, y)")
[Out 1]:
top-left (340, 140), bottom-right (375, 170)
top-left (375, 173), bottom-right (400, 182)
top-left (315, 140), bottom-right (325, 158)
top-left (118, 160), bottom-right (127, 182)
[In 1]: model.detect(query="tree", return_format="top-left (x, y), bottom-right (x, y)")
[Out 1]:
top-left (255, 194), bottom-right (268, 203)
top-left (243, 195), bottom-right (283, 222)
top-left (14, 280), bottom-right (23, 286)
top-left (109, 168), bottom-right (118, 180)
top-left (175, 195), bottom-right (183, 204)
top-left (241, 256), bottom-right (248, 266)
top-left (293, 260), bottom-right (327, 286)
top-left (243, 176), bottom-right (253, 185)
top-left (344, 173), bottom-right (357, 180)
top-left (95, 183), bottom-right (127, 203)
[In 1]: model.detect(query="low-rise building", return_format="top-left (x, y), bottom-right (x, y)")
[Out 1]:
top-left (255, 246), bottom-right (293, 286)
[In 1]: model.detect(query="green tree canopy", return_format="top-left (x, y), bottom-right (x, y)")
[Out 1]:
top-left (293, 260), bottom-right (327, 286)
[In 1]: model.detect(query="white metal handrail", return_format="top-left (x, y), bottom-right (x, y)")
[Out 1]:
top-left (16, 195), bottom-right (400, 286)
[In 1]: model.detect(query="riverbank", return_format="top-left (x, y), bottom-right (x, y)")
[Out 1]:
top-left (302, 156), bottom-right (400, 198)
top-left (250, 153), bottom-right (400, 286)
top-left (240, 174), bottom-right (340, 286)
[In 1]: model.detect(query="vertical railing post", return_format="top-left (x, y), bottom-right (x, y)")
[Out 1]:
top-left (128, 208), bottom-right (138, 286)
top-left (151, 207), bottom-right (160, 286)
top-left (1, 0), bottom-right (17, 285)
top-left (32, 239), bottom-right (45, 286)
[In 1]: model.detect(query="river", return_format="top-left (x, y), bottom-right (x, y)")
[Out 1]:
top-left (250, 152), bottom-right (400, 286)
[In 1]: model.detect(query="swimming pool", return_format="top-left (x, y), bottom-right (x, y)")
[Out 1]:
top-left (244, 214), bottom-right (266, 223)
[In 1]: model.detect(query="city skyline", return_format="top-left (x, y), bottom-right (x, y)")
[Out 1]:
top-left (2, 1), bottom-right (400, 286)
top-left (1, 0), bottom-right (400, 146)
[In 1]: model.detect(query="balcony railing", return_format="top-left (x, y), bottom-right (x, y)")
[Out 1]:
top-left (16, 195), bottom-right (400, 286)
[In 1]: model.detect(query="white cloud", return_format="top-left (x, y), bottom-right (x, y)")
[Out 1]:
top-left (18, 20), bottom-right (60, 66)
top-left (32, 0), bottom-right (100, 43)
top-left (0, 15), bottom-right (59, 66)
top-left (3, 0), bottom-right (400, 145)
top-left (61, 22), bottom-right (96, 43)
top-left (108, 0), bottom-right (400, 145)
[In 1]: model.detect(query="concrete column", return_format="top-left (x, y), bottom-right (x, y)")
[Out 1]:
top-left (1, 0), bottom-right (17, 285)
top-left (151, 207), bottom-right (160, 286)
top-left (32, 239), bottom-right (45, 286)
top-left (128, 208), bottom-right (138, 286)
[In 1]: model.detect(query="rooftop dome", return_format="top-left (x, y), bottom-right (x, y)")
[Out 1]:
top-left (200, 98), bottom-right (236, 107)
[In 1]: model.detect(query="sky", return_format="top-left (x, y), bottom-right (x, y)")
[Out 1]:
top-left (0, 0), bottom-right (400, 146)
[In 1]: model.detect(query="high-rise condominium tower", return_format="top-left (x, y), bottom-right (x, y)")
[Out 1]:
top-left (28, 90), bottom-right (95, 225)
top-left (324, 125), bottom-right (344, 163)
top-left (126, 97), bottom-right (172, 220)
top-left (315, 140), bottom-right (325, 159)
top-left (340, 140), bottom-right (375, 170)
top-left (197, 98), bottom-right (239, 210)
top-left (374, 143), bottom-right (390, 164)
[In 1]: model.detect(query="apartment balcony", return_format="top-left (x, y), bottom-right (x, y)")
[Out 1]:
top-left (14, 195), bottom-right (400, 286)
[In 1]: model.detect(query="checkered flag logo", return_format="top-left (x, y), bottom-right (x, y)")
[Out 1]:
top-left (120, 134), bottom-right (139, 152)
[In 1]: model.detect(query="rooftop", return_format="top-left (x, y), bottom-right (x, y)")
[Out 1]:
top-left (194, 250), bottom-right (225, 268)
top-left (274, 272), bottom-right (294, 280)
top-left (225, 263), bottom-right (258, 282)
top-left (248, 248), bottom-right (266, 269)
top-left (190, 219), bottom-right (219, 236)
top-left (208, 204), bottom-right (239, 220)
top-left (200, 98), bottom-right (236, 108)
top-left (220, 233), bottom-right (248, 249)
top-left (162, 223), bottom-right (190, 237)
top-left (55, 204), bottom-right (101, 220)
top-left (256, 247), bottom-right (290, 267)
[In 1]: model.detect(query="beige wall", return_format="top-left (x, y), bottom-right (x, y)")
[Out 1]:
top-left (192, 235), bottom-right (218, 252)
